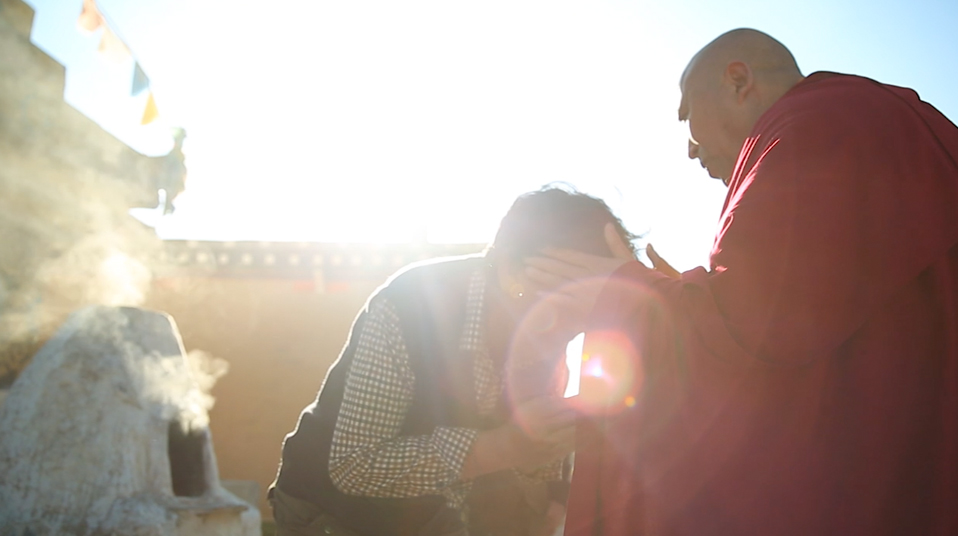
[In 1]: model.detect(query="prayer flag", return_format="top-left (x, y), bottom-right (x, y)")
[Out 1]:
top-left (77, 0), bottom-right (104, 33)
top-left (141, 92), bottom-right (159, 125)
top-left (98, 27), bottom-right (131, 63)
top-left (132, 63), bottom-right (150, 95)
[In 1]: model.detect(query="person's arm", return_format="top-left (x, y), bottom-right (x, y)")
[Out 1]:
top-left (459, 396), bottom-right (576, 480)
top-left (328, 297), bottom-right (477, 498)
top-left (329, 297), bottom-right (576, 498)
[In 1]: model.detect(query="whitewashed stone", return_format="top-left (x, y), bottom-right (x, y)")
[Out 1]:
top-left (0, 306), bottom-right (260, 536)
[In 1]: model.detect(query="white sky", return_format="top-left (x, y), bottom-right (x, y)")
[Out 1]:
top-left (26, 0), bottom-right (958, 271)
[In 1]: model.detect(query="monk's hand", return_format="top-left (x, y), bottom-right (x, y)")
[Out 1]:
top-left (524, 223), bottom-right (639, 322)
top-left (646, 243), bottom-right (680, 278)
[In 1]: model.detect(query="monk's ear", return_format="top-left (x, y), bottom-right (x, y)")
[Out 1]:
top-left (724, 61), bottom-right (754, 103)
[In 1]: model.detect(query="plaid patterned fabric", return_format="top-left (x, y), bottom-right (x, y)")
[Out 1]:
top-left (328, 266), bottom-right (563, 509)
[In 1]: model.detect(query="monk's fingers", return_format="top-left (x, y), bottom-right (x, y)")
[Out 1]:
top-left (532, 289), bottom-right (590, 317)
top-left (523, 266), bottom-right (571, 291)
top-left (538, 247), bottom-right (608, 268)
top-left (524, 257), bottom-right (590, 282)
top-left (604, 223), bottom-right (635, 260)
top-left (647, 243), bottom-right (680, 278)
top-left (538, 247), bottom-right (630, 277)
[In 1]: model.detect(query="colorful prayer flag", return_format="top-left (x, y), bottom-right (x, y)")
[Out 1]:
top-left (77, 0), bottom-right (104, 33)
top-left (141, 92), bottom-right (159, 125)
top-left (98, 27), bottom-right (131, 63)
top-left (132, 63), bottom-right (150, 95)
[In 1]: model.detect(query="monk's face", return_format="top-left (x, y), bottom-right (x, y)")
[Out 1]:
top-left (679, 63), bottom-right (750, 183)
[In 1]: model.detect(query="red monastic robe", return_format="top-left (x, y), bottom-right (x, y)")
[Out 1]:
top-left (566, 72), bottom-right (958, 536)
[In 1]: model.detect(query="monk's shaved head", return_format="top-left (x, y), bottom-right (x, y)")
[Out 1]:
top-left (681, 29), bottom-right (802, 103)
top-left (678, 29), bottom-right (805, 183)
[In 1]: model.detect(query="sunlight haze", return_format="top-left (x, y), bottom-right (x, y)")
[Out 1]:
top-left (29, 0), bottom-right (958, 271)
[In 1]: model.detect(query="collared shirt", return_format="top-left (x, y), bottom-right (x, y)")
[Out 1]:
top-left (328, 266), bottom-right (563, 509)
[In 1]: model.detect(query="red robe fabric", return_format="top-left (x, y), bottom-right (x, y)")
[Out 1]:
top-left (566, 72), bottom-right (958, 536)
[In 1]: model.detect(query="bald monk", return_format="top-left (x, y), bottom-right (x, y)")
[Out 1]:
top-left (526, 29), bottom-right (958, 535)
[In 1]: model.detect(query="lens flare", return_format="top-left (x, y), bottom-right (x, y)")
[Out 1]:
top-left (564, 333), bottom-right (585, 398)
top-left (498, 274), bottom-right (666, 421)
top-left (571, 330), bottom-right (643, 416)
top-left (499, 283), bottom-right (598, 421)
top-left (583, 359), bottom-right (604, 378)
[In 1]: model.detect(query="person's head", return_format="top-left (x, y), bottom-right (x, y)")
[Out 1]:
top-left (487, 186), bottom-right (636, 303)
top-left (679, 29), bottom-right (804, 183)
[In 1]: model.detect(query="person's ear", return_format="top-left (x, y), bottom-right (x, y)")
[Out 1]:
top-left (725, 61), bottom-right (754, 103)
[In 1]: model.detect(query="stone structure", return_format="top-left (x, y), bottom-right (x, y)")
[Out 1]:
top-left (0, 306), bottom-right (260, 535)
top-left (0, 0), bottom-right (185, 386)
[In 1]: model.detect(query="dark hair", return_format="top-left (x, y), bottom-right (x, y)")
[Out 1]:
top-left (488, 186), bottom-right (637, 265)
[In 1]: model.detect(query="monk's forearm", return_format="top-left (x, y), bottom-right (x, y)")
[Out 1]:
top-left (588, 261), bottom-right (685, 338)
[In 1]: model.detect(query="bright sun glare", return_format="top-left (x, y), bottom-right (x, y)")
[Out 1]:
top-left (151, 1), bottom-right (669, 244)
top-left (564, 333), bottom-right (584, 398)
top-left (118, 0), bottom-right (723, 269)
top-left (32, 0), bottom-right (958, 271)
top-left (41, 0), bottom-right (748, 270)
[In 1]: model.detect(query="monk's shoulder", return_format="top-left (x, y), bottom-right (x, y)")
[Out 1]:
top-left (754, 72), bottom-right (919, 143)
